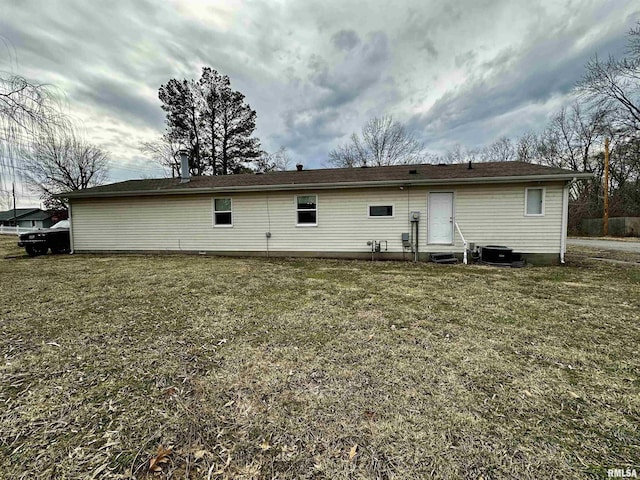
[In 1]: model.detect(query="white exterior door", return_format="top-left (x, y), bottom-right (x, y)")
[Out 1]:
top-left (428, 192), bottom-right (454, 244)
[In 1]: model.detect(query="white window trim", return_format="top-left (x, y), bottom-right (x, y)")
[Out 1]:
top-left (367, 204), bottom-right (395, 218)
top-left (295, 194), bottom-right (318, 227)
top-left (524, 187), bottom-right (545, 217)
top-left (212, 197), bottom-right (233, 227)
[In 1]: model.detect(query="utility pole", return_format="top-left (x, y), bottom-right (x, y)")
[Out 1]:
top-left (603, 137), bottom-right (610, 236)
top-left (12, 182), bottom-right (17, 228)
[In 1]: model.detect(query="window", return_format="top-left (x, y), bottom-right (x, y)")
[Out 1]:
top-left (368, 205), bottom-right (394, 217)
top-left (296, 195), bottom-right (317, 225)
top-left (525, 188), bottom-right (544, 216)
top-left (213, 198), bottom-right (233, 226)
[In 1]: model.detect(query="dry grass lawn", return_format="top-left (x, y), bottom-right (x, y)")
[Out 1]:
top-left (0, 236), bottom-right (638, 479)
top-left (570, 236), bottom-right (640, 243)
top-left (567, 244), bottom-right (640, 265)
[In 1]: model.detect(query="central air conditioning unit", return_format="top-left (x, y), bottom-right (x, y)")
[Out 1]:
top-left (479, 245), bottom-right (524, 267)
top-left (480, 245), bottom-right (513, 264)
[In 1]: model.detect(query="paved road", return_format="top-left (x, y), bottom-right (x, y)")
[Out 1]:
top-left (568, 238), bottom-right (640, 253)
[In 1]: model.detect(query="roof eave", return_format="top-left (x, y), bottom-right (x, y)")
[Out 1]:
top-left (58, 172), bottom-right (594, 199)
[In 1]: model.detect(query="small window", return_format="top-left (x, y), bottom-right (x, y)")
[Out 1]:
top-left (296, 195), bottom-right (317, 225)
top-left (525, 188), bottom-right (544, 216)
top-left (214, 198), bottom-right (233, 226)
top-left (369, 205), bottom-right (394, 217)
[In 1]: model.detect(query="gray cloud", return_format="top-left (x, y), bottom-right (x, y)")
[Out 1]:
top-left (271, 30), bottom-right (398, 162)
top-left (73, 77), bottom-right (164, 129)
top-left (421, 38), bottom-right (438, 59)
top-left (1, 0), bottom-right (639, 200)
top-left (331, 30), bottom-right (360, 51)
top-left (406, 5), bottom-right (640, 151)
top-left (454, 50), bottom-right (476, 69)
top-left (310, 32), bottom-right (391, 108)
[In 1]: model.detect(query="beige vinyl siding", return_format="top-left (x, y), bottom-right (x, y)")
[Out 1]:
top-left (71, 182), bottom-right (564, 254)
top-left (424, 183), bottom-right (564, 253)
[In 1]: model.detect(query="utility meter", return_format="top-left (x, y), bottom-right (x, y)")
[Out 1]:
top-left (409, 211), bottom-right (420, 222)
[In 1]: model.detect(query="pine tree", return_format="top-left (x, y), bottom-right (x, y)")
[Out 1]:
top-left (158, 68), bottom-right (262, 175)
top-left (158, 79), bottom-right (206, 175)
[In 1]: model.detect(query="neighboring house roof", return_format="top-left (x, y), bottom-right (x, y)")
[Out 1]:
top-left (0, 208), bottom-right (41, 221)
top-left (58, 161), bottom-right (594, 199)
top-left (19, 209), bottom-right (55, 221)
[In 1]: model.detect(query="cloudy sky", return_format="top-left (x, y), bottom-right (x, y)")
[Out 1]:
top-left (2, 0), bottom-right (639, 205)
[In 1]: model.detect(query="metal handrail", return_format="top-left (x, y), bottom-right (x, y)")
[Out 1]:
top-left (454, 222), bottom-right (468, 264)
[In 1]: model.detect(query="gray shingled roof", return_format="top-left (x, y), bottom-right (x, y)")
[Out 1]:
top-left (19, 209), bottom-right (55, 221)
top-left (59, 161), bottom-right (592, 199)
top-left (0, 208), bottom-right (40, 221)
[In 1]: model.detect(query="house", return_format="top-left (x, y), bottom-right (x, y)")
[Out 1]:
top-left (0, 208), bottom-right (56, 228)
top-left (57, 161), bottom-right (593, 265)
top-left (0, 208), bottom-right (38, 226)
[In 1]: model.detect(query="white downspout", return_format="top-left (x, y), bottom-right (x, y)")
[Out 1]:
top-left (68, 201), bottom-right (75, 254)
top-left (560, 178), bottom-right (574, 264)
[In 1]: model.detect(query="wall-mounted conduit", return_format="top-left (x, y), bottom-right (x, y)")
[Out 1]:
top-left (265, 192), bottom-right (272, 258)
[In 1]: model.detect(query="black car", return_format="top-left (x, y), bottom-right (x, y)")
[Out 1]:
top-left (18, 220), bottom-right (70, 256)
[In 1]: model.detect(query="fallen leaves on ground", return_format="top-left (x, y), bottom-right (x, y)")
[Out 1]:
top-left (349, 444), bottom-right (358, 462)
top-left (148, 445), bottom-right (173, 473)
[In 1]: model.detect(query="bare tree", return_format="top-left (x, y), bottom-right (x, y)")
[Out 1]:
top-left (479, 137), bottom-right (516, 162)
top-left (442, 144), bottom-right (463, 164)
top-left (0, 74), bottom-right (62, 135)
top-left (437, 139), bottom-right (516, 165)
top-left (0, 73), bottom-right (68, 192)
top-left (0, 188), bottom-right (12, 210)
top-left (609, 132), bottom-right (640, 215)
top-left (328, 115), bottom-right (424, 167)
top-left (328, 141), bottom-right (362, 167)
top-left (140, 134), bottom-right (181, 177)
top-left (442, 143), bottom-right (468, 164)
top-left (536, 102), bottom-right (608, 172)
top-left (272, 146), bottom-right (292, 171)
top-left (426, 144), bottom-right (480, 165)
top-left (422, 151), bottom-right (445, 164)
top-left (22, 131), bottom-right (109, 209)
top-left (516, 131), bottom-right (538, 162)
top-left (631, 22), bottom-right (640, 58)
top-left (255, 146), bottom-right (292, 172)
top-left (578, 23), bottom-right (640, 132)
